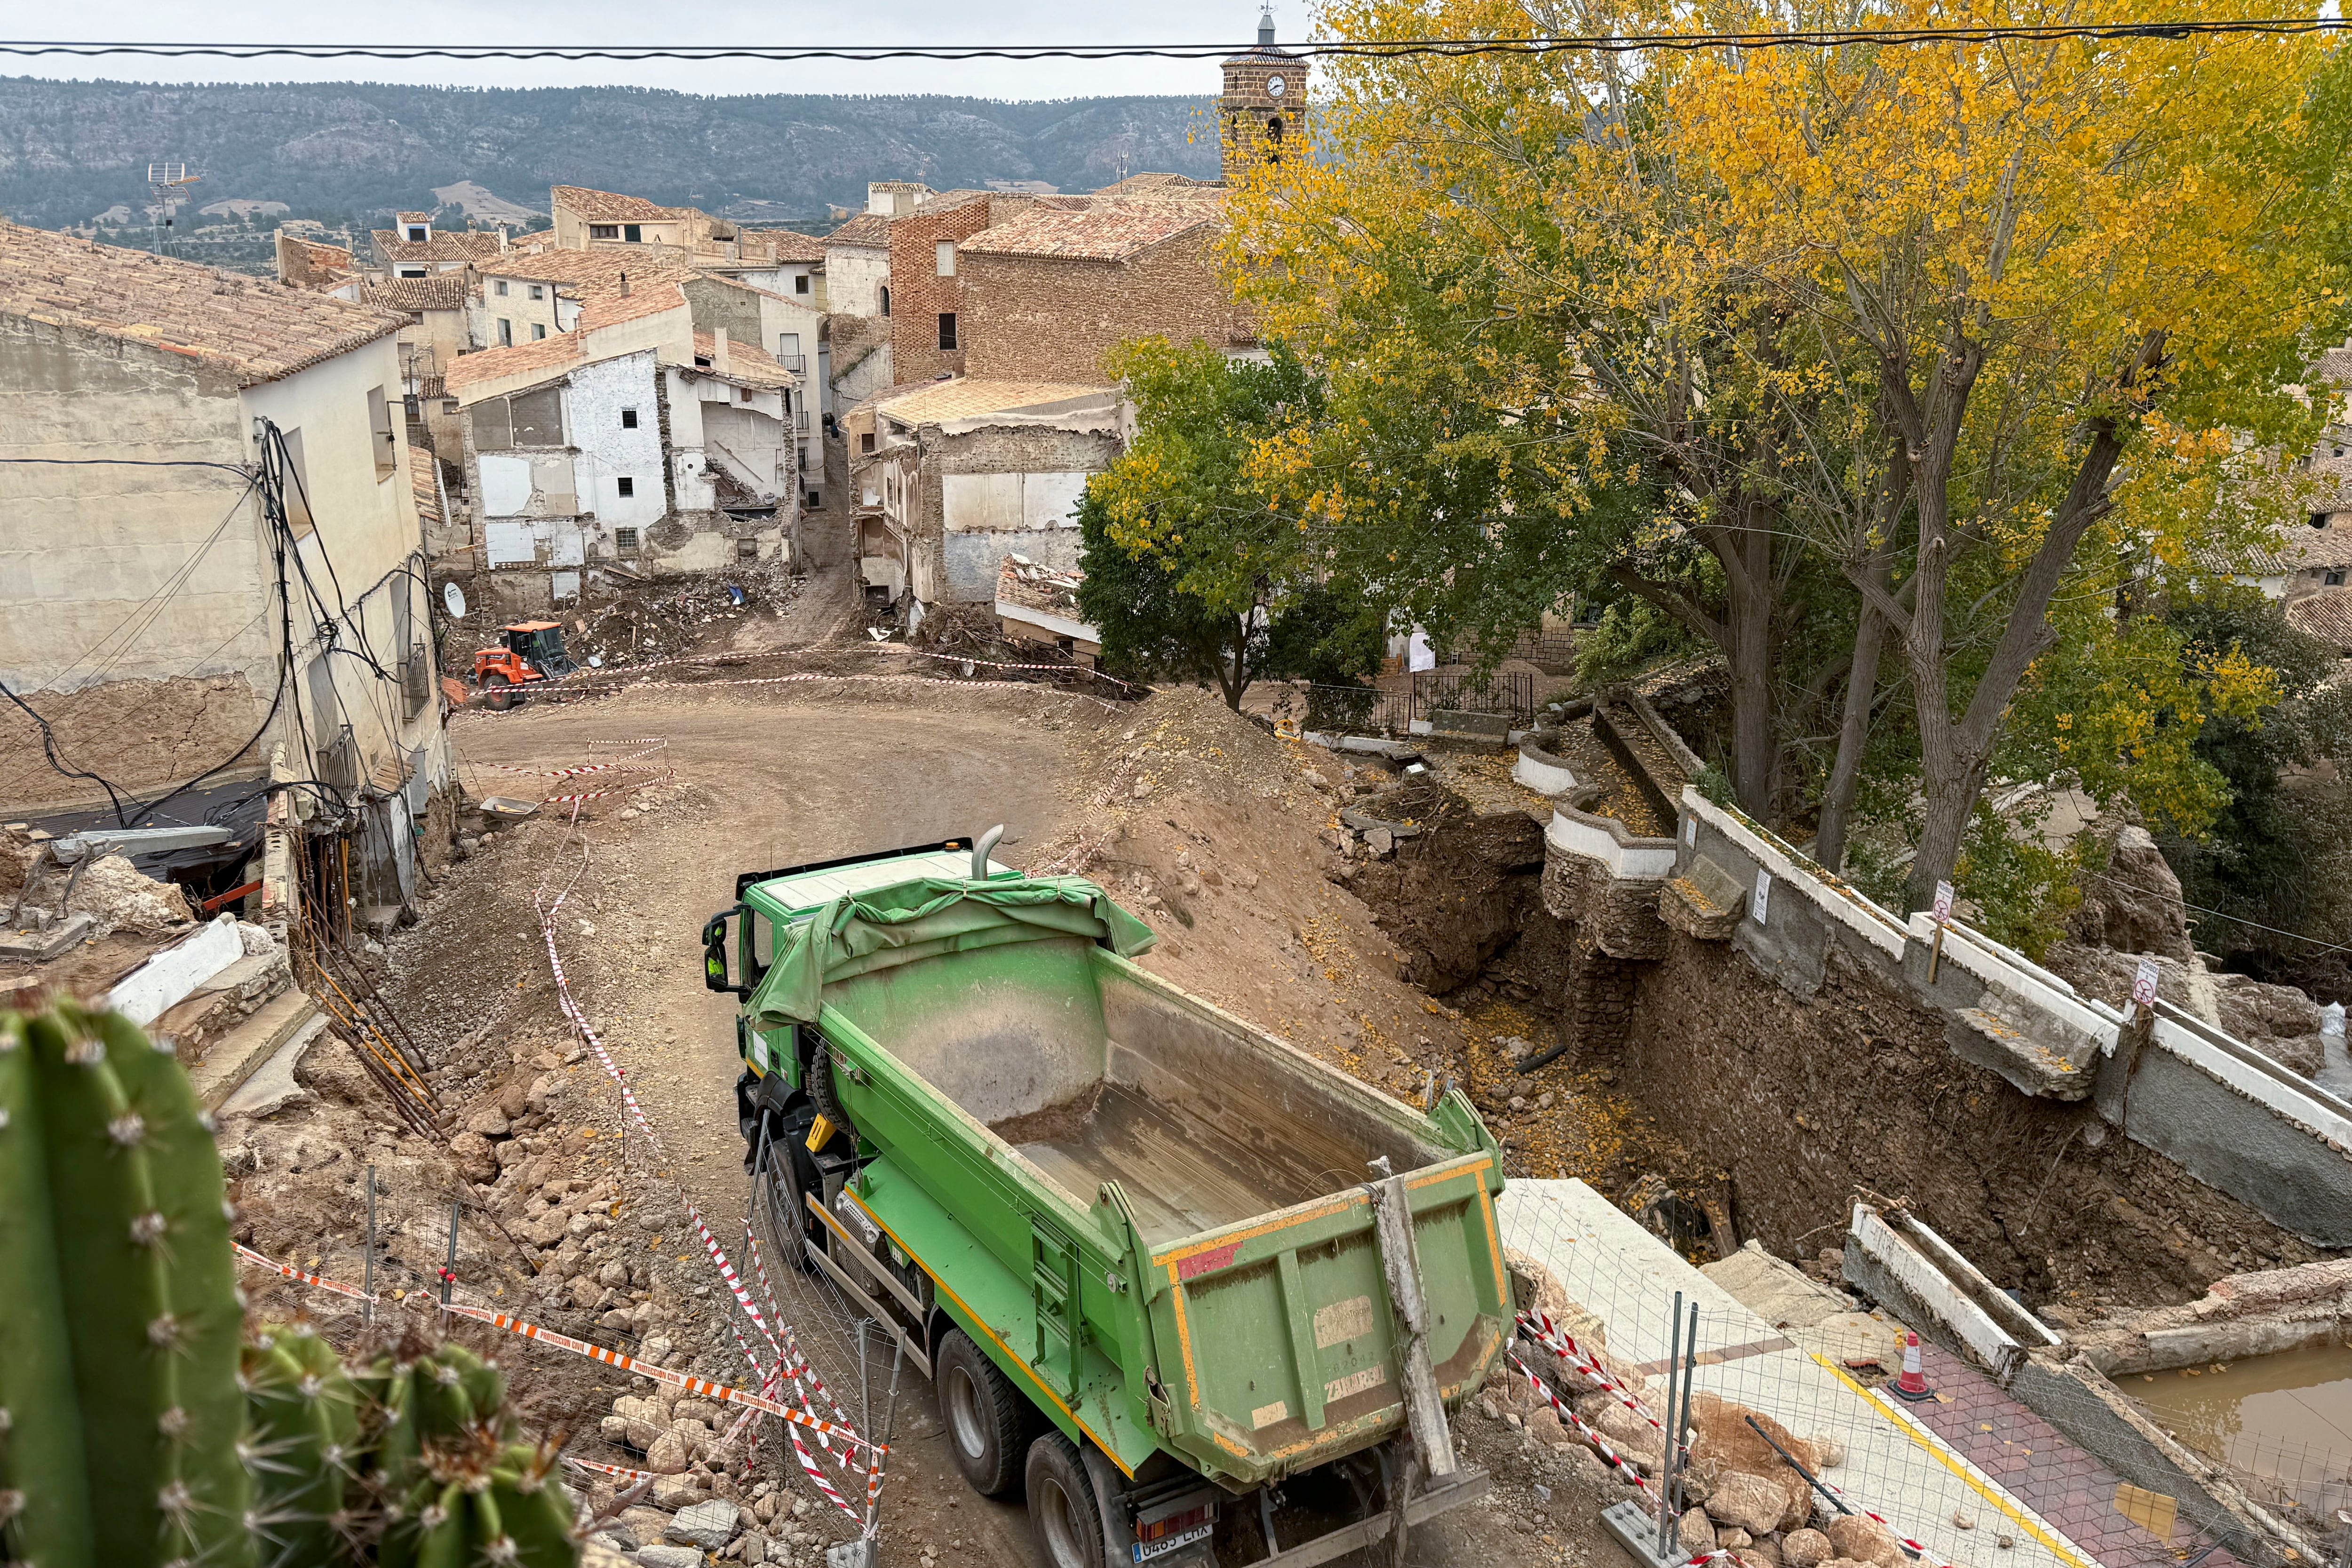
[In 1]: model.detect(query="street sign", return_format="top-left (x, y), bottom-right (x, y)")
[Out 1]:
top-left (1932, 880), bottom-right (1954, 923)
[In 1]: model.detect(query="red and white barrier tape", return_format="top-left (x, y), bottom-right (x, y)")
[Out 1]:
top-left (1510, 1350), bottom-right (1657, 1496)
top-left (564, 1456), bottom-right (663, 1485)
top-left (543, 770), bottom-right (676, 804)
top-left (1521, 1310), bottom-right (1664, 1430)
top-left (235, 1242), bottom-right (379, 1303)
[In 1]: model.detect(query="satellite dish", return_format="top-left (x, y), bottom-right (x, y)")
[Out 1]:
top-left (443, 581), bottom-right (468, 619)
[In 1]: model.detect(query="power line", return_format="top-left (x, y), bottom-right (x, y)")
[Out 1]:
top-left (0, 20), bottom-right (2345, 63)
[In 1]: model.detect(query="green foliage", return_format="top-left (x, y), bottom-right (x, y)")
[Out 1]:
top-left (2154, 590), bottom-right (2352, 979)
top-left (1572, 597), bottom-right (1701, 692)
top-left (1081, 339), bottom-right (1346, 708)
top-left (0, 1001), bottom-right (251, 1568)
top-left (1952, 808), bottom-right (2095, 963)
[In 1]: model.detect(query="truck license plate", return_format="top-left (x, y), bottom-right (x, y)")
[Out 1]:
top-left (1132, 1523), bottom-right (1213, 1562)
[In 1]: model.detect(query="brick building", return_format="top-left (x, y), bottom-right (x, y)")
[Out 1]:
top-left (1220, 8), bottom-right (1305, 182)
top-left (886, 191), bottom-right (1037, 384)
top-left (957, 193), bottom-right (1252, 383)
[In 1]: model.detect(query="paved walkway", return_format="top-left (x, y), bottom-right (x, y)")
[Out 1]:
top-left (1498, 1181), bottom-right (2112, 1568)
top-left (1902, 1341), bottom-right (2238, 1568)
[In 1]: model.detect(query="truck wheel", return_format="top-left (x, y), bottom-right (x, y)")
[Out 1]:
top-left (752, 1118), bottom-right (822, 1274)
top-left (480, 671), bottom-right (514, 711)
top-left (1025, 1433), bottom-right (1107, 1568)
top-left (937, 1330), bottom-right (1027, 1498)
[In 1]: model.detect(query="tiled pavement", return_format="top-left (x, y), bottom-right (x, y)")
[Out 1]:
top-left (1902, 1341), bottom-right (2236, 1568)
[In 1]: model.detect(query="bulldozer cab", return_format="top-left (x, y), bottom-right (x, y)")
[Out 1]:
top-left (502, 621), bottom-right (575, 677)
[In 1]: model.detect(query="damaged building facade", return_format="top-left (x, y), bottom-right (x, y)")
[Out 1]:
top-left (445, 269), bottom-right (799, 613)
top-left (0, 221), bottom-right (454, 924)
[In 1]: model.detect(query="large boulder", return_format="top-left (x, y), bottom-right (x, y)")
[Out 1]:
top-left (2212, 974), bottom-right (2328, 1077)
top-left (1688, 1394), bottom-right (1815, 1532)
top-left (1784, 1528), bottom-right (1833, 1568)
top-left (2067, 821), bottom-right (2193, 959)
top-left (1705, 1473), bottom-right (1793, 1537)
top-left (447, 1130), bottom-right (497, 1184)
top-left (1827, 1514), bottom-right (1906, 1568)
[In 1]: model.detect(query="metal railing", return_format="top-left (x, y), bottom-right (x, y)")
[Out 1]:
top-left (1412, 668), bottom-right (1536, 726)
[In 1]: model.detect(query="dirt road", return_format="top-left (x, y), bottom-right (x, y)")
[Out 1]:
top-left (376, 677), bottom-right (1611, 1567)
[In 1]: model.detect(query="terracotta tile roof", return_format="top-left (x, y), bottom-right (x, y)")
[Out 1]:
top-left (364, 275), bottom-right (468, 313)
top-left (691, 331), bottom-right (796, 390)
top-left (737, 229), bottom-right (827, 264)
top-left (0, 222), bottom-right (405, 386)
top-left (960, 196), bottom-right (1223, 263)
top-left (1093, 172), bottom-right (1215, 195)
top-left (374, 229), bottom-right (507, 263)
top-left (396, 211), bottom-right (432, 224)
top-left (826, 213), bottom-right (891, 248)
top-left (409, 445), bottom-right (442, 528)
top-left (552, 185), bottom-right (696, 223)
top-left (875, 378), bottom-right (1116, 424)
top-left (574, 276), bottom-right (691, 334)
top-left (2287, 587), bottom-right (2352, 651)
top-left (483, 248), bottom-right (683, 288)
top-left (914, 190), bottom-right (995, 216)
top-left (2287, 519), bottom-right (2352, 571)
top-left (443, 334), bottom-right (589, 398)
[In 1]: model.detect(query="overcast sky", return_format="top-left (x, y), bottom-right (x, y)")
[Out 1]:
top-left (4, 0), bottom-right (1282, 100)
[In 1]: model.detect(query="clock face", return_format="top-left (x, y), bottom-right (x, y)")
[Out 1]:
top-left (1266, 75), bottom-right (1287, 98)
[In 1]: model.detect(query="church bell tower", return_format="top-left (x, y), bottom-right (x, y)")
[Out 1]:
top-left (1220, 6), bottom-right (1303, 182)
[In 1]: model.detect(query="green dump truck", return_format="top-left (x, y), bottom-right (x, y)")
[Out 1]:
top-left (705, 833), bottom-right (1509, 1567)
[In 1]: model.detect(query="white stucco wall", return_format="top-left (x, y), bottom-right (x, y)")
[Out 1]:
top-left (562, 353), bottom-right (666, 531)
top-left (827, 245), bottom-right (890, 318)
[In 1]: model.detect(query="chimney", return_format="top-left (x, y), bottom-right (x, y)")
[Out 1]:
top-left (619, 271), bottom-right (631, 297)
top-left (712, 327), bottom-right (731, 374)
top-left (498, 224), bottom-right (509, 253)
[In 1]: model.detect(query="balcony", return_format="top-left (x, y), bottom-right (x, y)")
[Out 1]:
top-left (777, 354), bottom-right (806, 374)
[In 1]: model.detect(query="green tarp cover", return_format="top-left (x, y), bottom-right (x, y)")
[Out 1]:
top-left (747, 874), bottom-right (1156, 1027)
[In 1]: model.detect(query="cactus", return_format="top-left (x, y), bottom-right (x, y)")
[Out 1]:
top-left (367, 1339), bottom-right (578, 1568)
top-left (243, 1323), bottom-right (365, 1568)
top-left (0, 1000), bottom-right (252, 1568)
top-left (1, 999), bottom-right (580, 1568)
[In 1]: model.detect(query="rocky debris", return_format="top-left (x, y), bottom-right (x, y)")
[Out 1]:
top-left (1689, 1394), bottom-right (1816, 1534)
top-left (667, 1498), bottom-right (742, 1549)
top-left (636, 1547), bottom-right (703, 1568)
top-left (1680, 1507), bottom-right (1719, 1553)
top-left (1783, 1528), bottom-right (1832, 1567)
top-left (1826, 1514), bottom-right (1906, 1568)
top-left (2068, 821), bottom-right (2194, 961)
top-left (2046, 943), bottom-right (2329, 1078)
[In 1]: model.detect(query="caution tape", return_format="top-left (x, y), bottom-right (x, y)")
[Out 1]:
top-left (440, 1301), bottom-right (883, 1452)
top-left (234, 1242), bottom-right (380, 1303)
top-left (543, 770), bottom-right (676, 804)
top-left (507, 668), bottom-right (1120, 715)
top-left (1510, 1349), bottom-right (1657, 1495)
top-left (1521, 1310), bottom-right (1664, 1430)
top-left (564, 1455), bottom-right (663, 1484)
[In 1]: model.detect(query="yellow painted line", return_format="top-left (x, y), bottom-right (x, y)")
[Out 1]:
top-left (1810, 1353), bottom-right (2095, 1568)
top-left (1153, 1192), bottom-right (1363, 1268)
top-left (842, 1188), bottom-right (1136, 1479)
top-left (1168, 1265), bottom-right (1203, 1413)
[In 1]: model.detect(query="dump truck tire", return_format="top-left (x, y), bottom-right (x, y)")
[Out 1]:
top-left (1025, 1433), bottom-right (1106, 1568)
top-left (481, 671), bottom-right (514, 711)
top-left (938, 1329), bottom-right (1027, 1498)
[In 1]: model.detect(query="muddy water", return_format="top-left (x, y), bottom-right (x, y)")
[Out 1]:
top-left (2128, 1345), bottom-right (2352, 1506)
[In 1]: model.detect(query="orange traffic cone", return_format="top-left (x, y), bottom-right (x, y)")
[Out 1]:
top-left (1888, 1330), bottom-right (1934, 1401)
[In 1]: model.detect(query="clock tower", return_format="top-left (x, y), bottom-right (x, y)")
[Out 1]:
top-left (1220, 6), bottom-right (1302, 182)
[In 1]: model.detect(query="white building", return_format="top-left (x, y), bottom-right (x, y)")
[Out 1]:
top-left (0, 221), bottom-right (453, 912)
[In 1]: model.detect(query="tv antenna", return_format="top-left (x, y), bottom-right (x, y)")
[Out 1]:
top-left (146, 160), bottom-right (200, 256)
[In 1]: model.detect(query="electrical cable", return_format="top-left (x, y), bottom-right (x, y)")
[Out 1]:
top-left (47, 477), bottom-right (260, 695)
top-left (0, 677), bottom-right (134, 827)
top-left (0, 21), bottom-right (2344, 61)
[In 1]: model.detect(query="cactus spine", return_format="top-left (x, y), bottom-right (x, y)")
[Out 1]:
top-left (243, 1323), bottom-right (364, 1568)
top-left (0, 1001), bottom-right (252, 1568)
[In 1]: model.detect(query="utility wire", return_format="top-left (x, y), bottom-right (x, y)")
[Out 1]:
top-left (1, 20), bottom-right (2347, 62)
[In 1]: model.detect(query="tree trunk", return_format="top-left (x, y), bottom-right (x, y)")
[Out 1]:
top-left (1218, 615), bottom-right (1251, 709)
top-left (1722, 513), bottom-right (1779, 821)
top-left (1815, 601), bottom-right (1886, 873)
top-left (1904, 750), bottom-right (1984, 917)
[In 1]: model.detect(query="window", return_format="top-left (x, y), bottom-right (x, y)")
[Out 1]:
top-left (782, 390), bottom-right (792, 416)
top-left (795, 274), bottom-right (810, 294)
top-left (398, 267), bottom-right (427, 279)
top-left (806, 490), bottom-right (822, 510)
top-left (2329, 569), bottom-right (2348, 586)
top-left (938, 312), bottom-right (957, 351)
top-left (405, 225), bottom-right (427, 242)
top-left (279, 428), bottom-right (315, 537)
top-left (616, 476), bottom-right (635, 498)
top-left (860, 431), bottom-right (875, 454)
top-left (494, 279), bottom-right (509, 296)
top-left (366, 385), bottom-right (397, 480)
top-left (531, 323), bottom-right (547, 341)
top-left (879, 285), bottom-right (890, 317)
top-left (936, 240), bottom-right (956, 277)
top-left (737, 536), bottom-right (760, 561)
top-left (740, 387), bottom-right (754, 402)
top-left (614, 526), bottom-right (640, 555)
top-left (620, 407), bottom-right (639, 430)
top-left (589, 223), bottom-right (619, 240)
top-left (2314, 513), bottom-right (2332, 529)
top-left (623, 223), bottom-right (642, 243)
top-left (528, 283), bottom-right (545, 301)
top-left (442, 398), bottom-right (460, 414)
top-left (498, 318), bottom-right (513, 347)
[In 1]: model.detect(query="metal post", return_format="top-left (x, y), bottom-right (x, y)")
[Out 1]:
top-left (1657, 1291), bottom-right (1684, 1554)
top-left (363, 1165), bottom-right (377, 1326)
top-left (858, 1320), bottom-right (871, 1441)
top-left (442, 1201), bottom-right (459, 1307)
top-left (1666, 1300), bottom-right (1698, 1539)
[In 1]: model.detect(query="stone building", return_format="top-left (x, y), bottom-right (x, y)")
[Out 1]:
top-left (361, 274), bottom-right (473, 459)
top-left (848, 379), bottom-right (1121, 622)
top-left (886, 191), bottom-right (1039, 385)
top-left (370, 213), bottom-right (507, 279)
top-left (958, 192), bottom-right (1252, 382)
top-left (1219, 8), bottom-right (1305, 182)
top-left (0, 223), bottom-right (452, 906)
top-left (274, 231), bottom-right (354, 292)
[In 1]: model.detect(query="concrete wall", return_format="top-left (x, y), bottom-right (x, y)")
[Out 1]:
top-left (827, 242), bottom-right (890, 318)
top-left (904, 423), bottom-right (1121, 606)
top-left (959, 237), bottom-right (1251, 384)
top-left (478, 271), bottom-right (564, 347)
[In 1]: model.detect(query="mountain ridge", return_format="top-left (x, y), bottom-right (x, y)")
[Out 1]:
top-left (0, 78), bottom-right (1223, 232)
